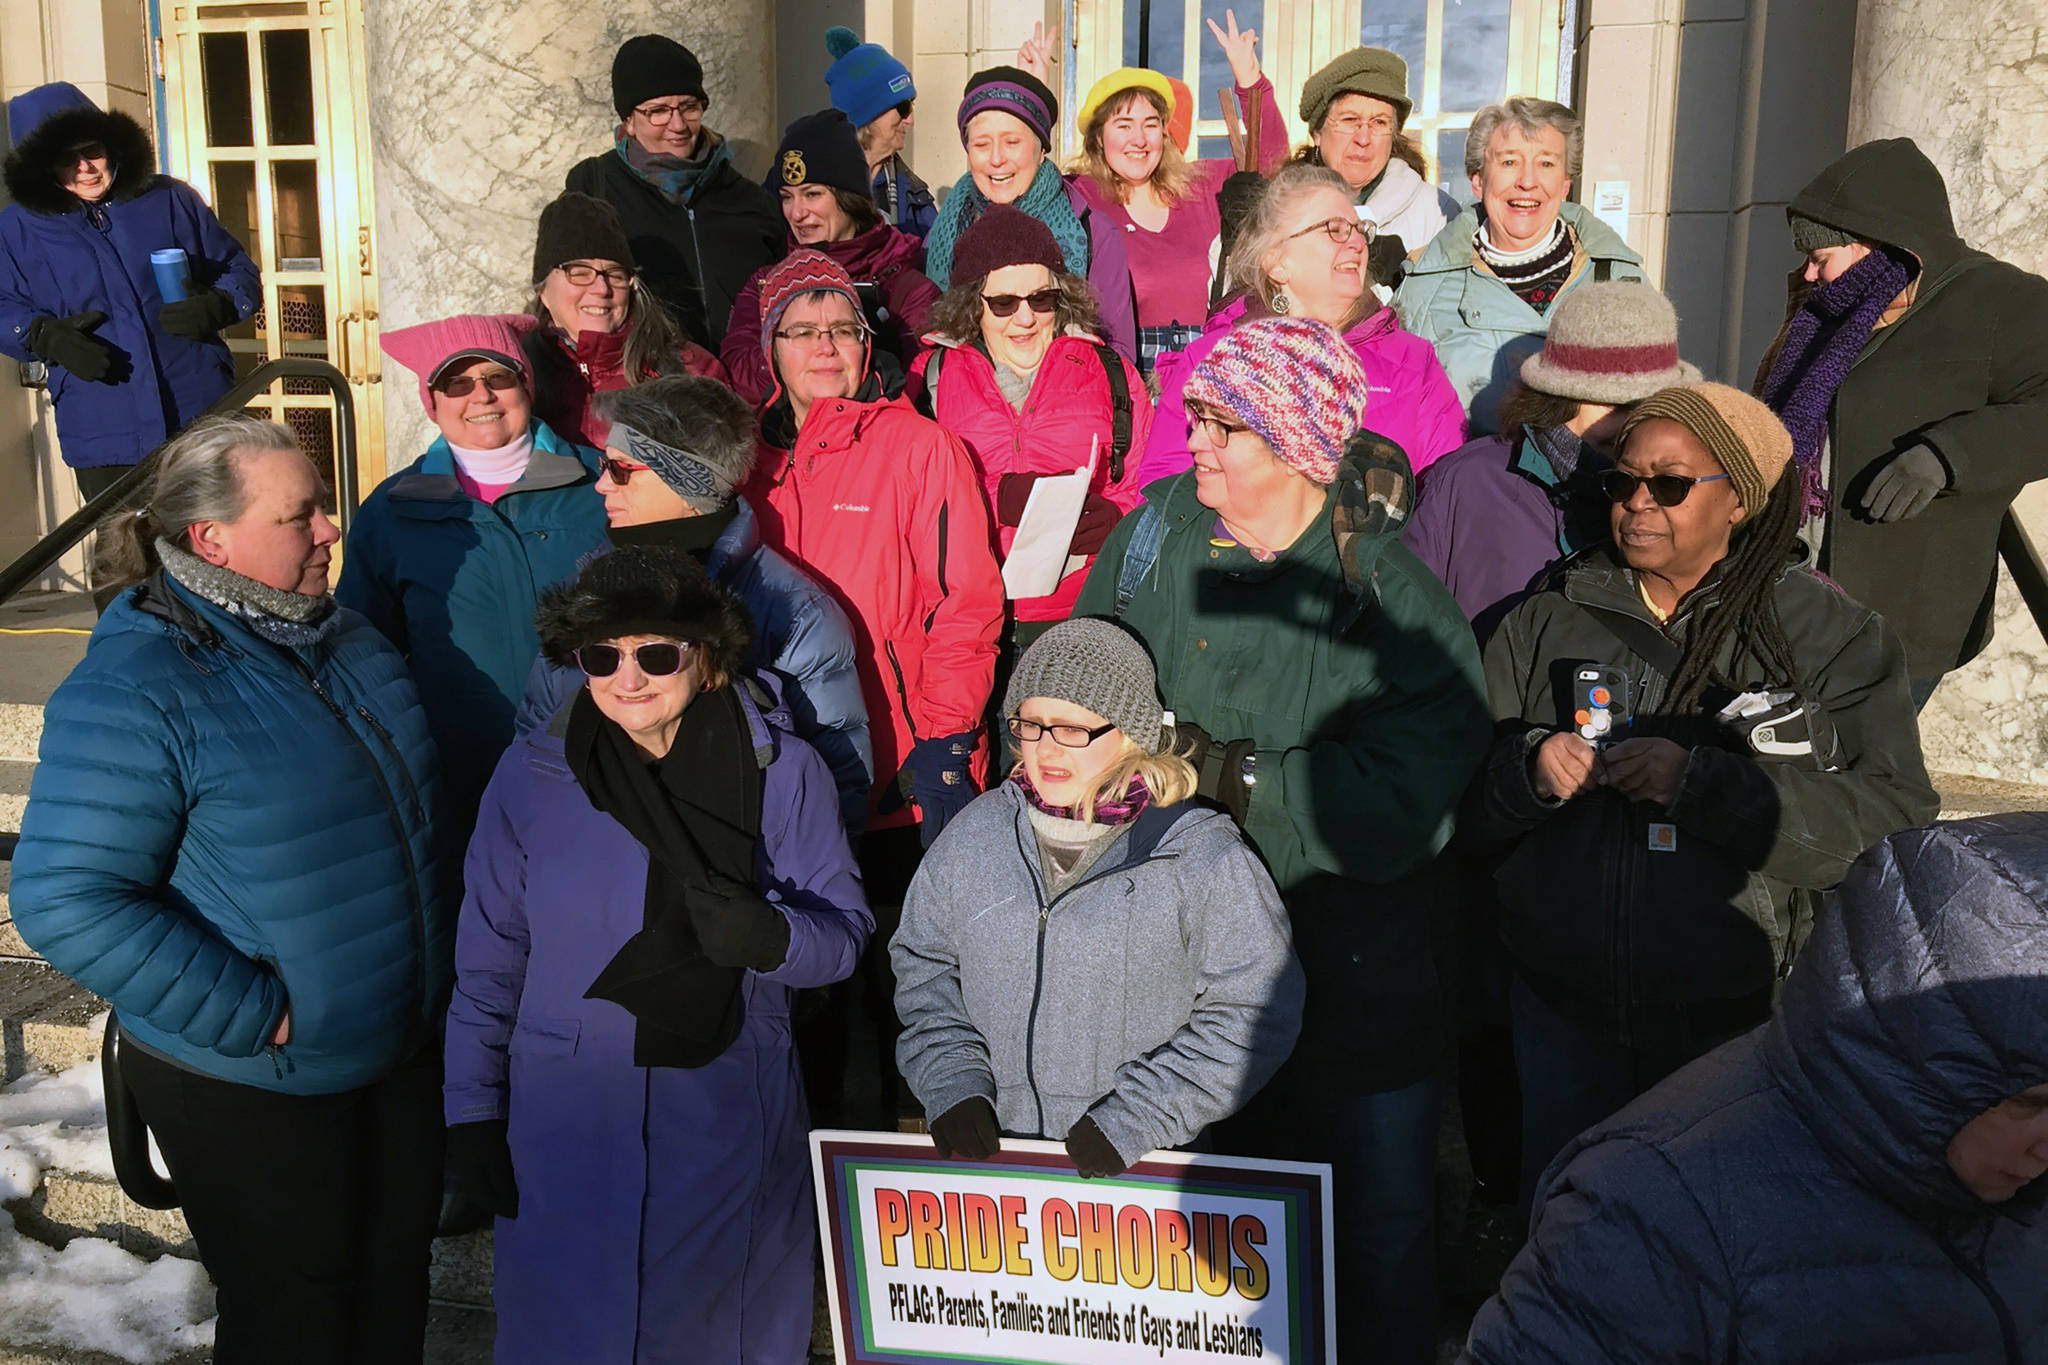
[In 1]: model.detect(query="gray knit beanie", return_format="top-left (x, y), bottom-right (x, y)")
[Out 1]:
top-left (1002, 618), bottom-right (1167, 755)
top-left (1789, 211), bottom-right (1859, 254)
top-left (1518, 280), bottom-right (1702, 405)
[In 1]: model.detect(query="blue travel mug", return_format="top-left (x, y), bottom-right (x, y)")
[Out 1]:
top-left (150, 248), bottom-right (190, 302)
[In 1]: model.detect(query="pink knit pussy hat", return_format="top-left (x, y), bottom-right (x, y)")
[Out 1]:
top-left (379, 313), bottom-right (536, 415)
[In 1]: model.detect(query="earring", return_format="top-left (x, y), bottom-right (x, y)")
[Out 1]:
top-left (1271, 288), bottom-right (1291, 315)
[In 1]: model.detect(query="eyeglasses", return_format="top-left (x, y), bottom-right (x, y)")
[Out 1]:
top-left (1325, 112), bottom-right (1398, 141)
top-left (1285, 216), bottom-right (1373, 246)
top-left (981, 288), bottom-right (1062, 318)
top-left (434, 369), bottom-right (521, 398)
top-left (598, 457), bottom-right (648, 485)
top-left (1600, 470), bottom-right (1732, 507)
top-left (633, 99), bottom-right (705, 125)
top-left (575, 640), bottom-right (697, 678)
top-left (1185, 405), bottom-right (1247, 446)
top-left (773, 322), bottom-right (870, 348)
top-left (559, 262), bottom-right (633, 288)
top-left (1008, 716), bottom-right (1119, 748)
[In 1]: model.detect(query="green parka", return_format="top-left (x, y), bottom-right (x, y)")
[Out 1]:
top-left (1075, 441), bottom-right (1490, 1093)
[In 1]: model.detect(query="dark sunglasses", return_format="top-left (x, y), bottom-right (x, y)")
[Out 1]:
top-left (574, 641), bottom-right (696, 678)
top-left (893, 100), bottom-right (914, 120)
top-left (981, 288), bottom-right (1061, 318)
top-left (435, 369), bottom-right (521, 399)
top-left (598, 457), bottom-right (647, 485)
top-left (1601, 469), bottom-right (1731, 507)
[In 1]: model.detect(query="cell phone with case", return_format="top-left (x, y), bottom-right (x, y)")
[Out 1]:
top-left (1571, 665), bottom-right (1631, 749)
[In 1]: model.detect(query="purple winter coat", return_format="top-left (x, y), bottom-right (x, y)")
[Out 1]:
top-left (444, 678), bottom-right (870, 1365)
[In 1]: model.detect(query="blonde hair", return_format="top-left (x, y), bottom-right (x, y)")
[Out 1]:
top-left (1011, 733), bottom-right (1198, 825)
top-left (1224, 162), bottom-right (1371, 323)
top-left (1072, 87), bottom-right (1197, 208)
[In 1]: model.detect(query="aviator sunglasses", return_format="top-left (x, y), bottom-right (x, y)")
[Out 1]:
top-left (1600, 469), bottom-right (1730, 507)
top-left (574, 641), bottom-right (697, 678)
top-left (434, 369), bottom-right (520, 399)
top-left (981, 288), bottom-right (1061, 318)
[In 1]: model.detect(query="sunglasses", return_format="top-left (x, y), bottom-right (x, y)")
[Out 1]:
top-left (1601, 469), bottom-right (1731, 507)
top-left (598, 457), bottom-right (647, 485)
top-left (981, 288), bottom-right (1062, 318)
top-left (574, 641), bottom-right (697, 678)
top-left (435, 369), bottom-right (521, 399)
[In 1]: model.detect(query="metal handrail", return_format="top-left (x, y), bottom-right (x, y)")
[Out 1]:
top-left (1998, 510), bottom-right (2048, 648)
top-left (0, 359), bottom-right (358, 608)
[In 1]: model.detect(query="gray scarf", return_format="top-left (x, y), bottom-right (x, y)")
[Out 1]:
top-left (157, 538), bottom-right (340, 648)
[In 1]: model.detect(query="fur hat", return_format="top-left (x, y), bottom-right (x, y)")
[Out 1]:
top-left (612, 35), bottom-right (706, 119)
top-left (2, 84), bottom-right (156, 215)
top-left (1621, 382), bottom-right (1795, 516)
top-left (1299, 47), bottom-right (1411, 131)
top-left (1183, 317), bottom-right (1373, 486)
top-left (1520, 281), bottom-right (1702, 405)
top-left (536, 545), bottom-right (752, 684)
top-left (824, 26), bottom-right (915, 129)
top-left (532, 192), bottom-right (636, 284)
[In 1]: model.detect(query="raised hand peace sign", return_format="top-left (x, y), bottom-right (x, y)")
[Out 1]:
top-left (1016, 22), bottom-right (1057, 82)
top-left (1205, 9), bottom-right (1263, 89)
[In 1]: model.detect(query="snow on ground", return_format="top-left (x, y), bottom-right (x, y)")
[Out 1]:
top-left (0, 1056), bottom-right (116, 1200)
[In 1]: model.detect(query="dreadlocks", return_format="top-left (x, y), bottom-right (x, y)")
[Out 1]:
top-left (1665, 465), bottom-right (1807, 714)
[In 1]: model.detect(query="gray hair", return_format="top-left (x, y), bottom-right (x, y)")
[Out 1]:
top-left (1464, 97), bottom-right (1584, 181)
top-left (1224, 163), bottom-right (1356, 310)
top-left (594, 376), bottom-right (758, 493)
top-left (93, 414), bottom-right (301, 589)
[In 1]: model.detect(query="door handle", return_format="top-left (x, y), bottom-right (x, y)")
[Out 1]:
top-left (336, 310), bottom-right (360, 383)
top-left (363, 309), bottom-right (380, 383)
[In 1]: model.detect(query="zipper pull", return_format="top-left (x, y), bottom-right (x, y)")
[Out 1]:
top-left (267, 1045), bottom-right (284, 1080)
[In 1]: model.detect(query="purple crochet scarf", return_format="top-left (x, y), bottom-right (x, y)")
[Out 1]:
top-left (1012, 770), bottom-right (1152, 826)
top-left (1759, 248), bottom-right (1915, 520)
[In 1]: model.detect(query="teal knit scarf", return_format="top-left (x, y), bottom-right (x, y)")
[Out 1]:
top-left (615, 129), bottom-right (733, 205)
top-left (925, 161), bottom-right (1089, 289)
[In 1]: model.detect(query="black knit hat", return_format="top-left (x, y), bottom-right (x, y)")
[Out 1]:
top-left (768, 110), bottom-right (875, 200)
top-left (532, 192), bottom-right (637, 284)
top-left (612, 35), bottom-right (707, 119)
top-left (536, 546), bottom-right (752, 683)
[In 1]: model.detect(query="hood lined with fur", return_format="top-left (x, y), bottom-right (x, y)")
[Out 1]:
top-left (4, 88), bottom-right (157, 216)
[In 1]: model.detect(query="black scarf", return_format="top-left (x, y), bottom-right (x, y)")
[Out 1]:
top-left (608, 502), bottom-right (737, 561)
top-left (566, 684), bottom-right (762, 1068)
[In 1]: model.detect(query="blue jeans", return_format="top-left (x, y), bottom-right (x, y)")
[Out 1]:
top-left (1322, 1075), bottom-right (1443, 1364)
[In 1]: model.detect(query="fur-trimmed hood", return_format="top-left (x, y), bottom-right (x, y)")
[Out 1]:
top-left (4, 84), bottom-right (157, 216)
top-left (534, 544), bottom-right (754, 682)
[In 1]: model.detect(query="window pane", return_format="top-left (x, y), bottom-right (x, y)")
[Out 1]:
top-left (1440, 0), bottom-right (1513, 111)
top-left (1360, 0), bottom-right (1428, 80)
top-left (1121, 0), bottom-right (1184, 78)
top-left (271, 160), bottom-right (322, 269)
top-left (276, 283), bottom-right (329, 359)
top-left (1196, 0), bottom-right (1240, 114)
top-left (280, 405), bottom-right (338, 512)
top-left (199, 32), bottom-right (254, 147)
top-left (211, 161), bottom-right (265, 377)
top-left (1437, 126), bottom-right (1478, 206)
top-left (261, 29), bottom-right (316, 145)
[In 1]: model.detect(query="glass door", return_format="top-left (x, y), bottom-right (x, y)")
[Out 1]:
top-left (154, 0), bottom-right (386, 501)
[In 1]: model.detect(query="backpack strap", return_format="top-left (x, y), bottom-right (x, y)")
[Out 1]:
top-left (1581, 601), bottom-right (1683, 678)
top-left (1594, 257), bottom-right (1614, 283)
top-left (1092, 342), bottom-right (1133, 483)
top-left (911, 347), bottom-right (942, 420)
top-left (1113, 500), bottom-right (1166, 619)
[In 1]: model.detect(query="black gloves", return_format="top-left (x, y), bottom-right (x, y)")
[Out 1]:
top-left (157, 288), bottom-right (239, 341)
top-left (929, 1096), bottom-right (1001, 1160)
top-left (445, 1119), bottom-right (519, 1219)
top-left (1065, 1115), bottom-right (1128, 1179)
top-left (1175, 721), bottom-right (1257, 826)
top-left (1859, 442), bottom-right (1947, 522)
top-left (690, 876), bottom-right (791, 972)
top-left (898, 731), bottom-right (979, 848)
top-left (25, 311), bottom-right (112, 381)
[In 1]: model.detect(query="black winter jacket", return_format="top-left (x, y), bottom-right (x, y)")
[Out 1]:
top-left (1759, 138), bottom-right (2048, 678)
top-left (1464, 815), bottom-right (2048, 1363)
top-left (1470, 546), bottom-right (1938, 1040)
top-left (564, 138), bottom-right (782, 350)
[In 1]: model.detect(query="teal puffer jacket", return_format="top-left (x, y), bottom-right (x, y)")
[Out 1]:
top-left (12, 573), bottom-right (456, 1095)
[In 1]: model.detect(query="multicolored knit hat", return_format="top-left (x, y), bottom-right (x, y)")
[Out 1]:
top-left (1519, 281), bottom-right (1702, 405)
top-left (756, 249), bottom-right (862, 359)
top-left (824, 26), bottom-right (916, 129)
top-left (1620, 382), bottom-right (1794, 515)
top-left (379, 313), bottom-right (535, 416)
top-left (1183, 317), bottom-right (1371, 485)
top-left (957, 66), bottom-right (1058, 150)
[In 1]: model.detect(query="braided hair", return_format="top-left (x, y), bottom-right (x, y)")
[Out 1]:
top-left (1664, 469), bottom-right (1806, 714)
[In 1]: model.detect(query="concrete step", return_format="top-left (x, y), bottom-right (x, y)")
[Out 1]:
top-left (0, 1301), bottom-right (493, 1365)
top-left (0, 864), bottom-right (31, 962)
top-left (9, 1168), bottom-right (191, 1263)
top-left (0, 704), bottom-right (43, 768)
top-left (1931, 771), bottom-right (2046, 820)
top-left (0, 963), bottom-right (101, 1083)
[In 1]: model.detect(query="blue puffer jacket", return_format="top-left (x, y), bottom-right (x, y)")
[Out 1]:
top-left (516, 497), bottom-right (873, 835)
top-left (0, 84), bottom-right (260, 468)
top-left (337, 421), bottom-right (607, 828)
top-left (11, 572), bottom-right (456, 1095)
top-left (1464, 814), bottom-right (2048, 1363)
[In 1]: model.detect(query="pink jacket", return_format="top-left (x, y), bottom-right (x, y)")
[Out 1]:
top-left (1137, 298), bottom-right (1469, 486)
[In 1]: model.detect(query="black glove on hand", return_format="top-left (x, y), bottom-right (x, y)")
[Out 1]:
top-left (929, 1097), bottom-right (1001, 1160)
top-left (1859, 442), bottom-right (1947, 522)
top-left (899, 730), bottom-right (979, 848)
top-left (1181, 721), bottom-right (1256, 827)
top-left (156, 288), bottom-right (239, 341)
top-left (445, 1119), bottom-right (519, 1219)
top-left (690, 875), bottom-right (791, 972)
top-left (25, 311), bottom-right (112, 381)
top-left (1065, 1115), bottom-right (1129, 1179)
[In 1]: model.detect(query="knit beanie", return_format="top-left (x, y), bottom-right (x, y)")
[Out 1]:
top-left (1299, 47), bottom-right (1411, 130)
top-left (958, 66), bottom-right (1059, 150)
top-left (949, 205), bottom-right (1067, 287)
top-left (1165, 77), bottom-right (1194, 153)
top-left (824, 26), bottom-right (915, 129)
top-left (1183, 317), bottom-right (1372, 486)
top-left (756, 249), bottom-right (862, 359)
top-left (612, 35), bottom-right (706, 119)
top-left (1003, 618), bottom-right (1168, 755)
top-left (379, 313), bottom-right (535, 416)
top-left (532, 192), bottom-right (636, 284)
top-left (1077, 68), bottom-right (1176, 138)
top-left (1620, 382), bottom-right (1794, 515)
top-left (1519, 281), bottom-right (1703, 405)
top-left (1789, 210), bottom-right (1861, 255)
top-left (769, 109), bottom-right (875, 200)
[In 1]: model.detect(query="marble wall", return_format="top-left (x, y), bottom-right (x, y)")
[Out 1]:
top-left (361, 1), bottom-right (774, 458)
top-left (1848, 0), bottom-right (2048, 781)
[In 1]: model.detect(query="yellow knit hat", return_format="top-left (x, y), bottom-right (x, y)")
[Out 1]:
top-left (1077, 68), bottom-right (1176, 137)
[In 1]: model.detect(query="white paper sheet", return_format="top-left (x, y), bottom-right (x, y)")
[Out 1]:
top-left (1000, 436), bottom-right (1098, 600)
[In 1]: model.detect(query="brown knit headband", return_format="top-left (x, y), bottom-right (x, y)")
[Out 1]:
top-left (1621, 382), bottom-right (1794, 515)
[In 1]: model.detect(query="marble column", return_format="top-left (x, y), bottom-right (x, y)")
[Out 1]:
top-left (1848, 0), bottom-right (2048, 781)
top-left (361, 1), bottom-right (775, 458)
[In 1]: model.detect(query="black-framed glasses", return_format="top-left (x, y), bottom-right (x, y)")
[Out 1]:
top-left (1601, 469), bottom-right (1732, 507)
top-left (1184, 404), bottom-right (1247, 446)
top-left (1008, 716), bottom-right (1119, 748)
top-left (1285, 216), bottom-right (1373, 246)
top-left (434, 369), bottom-right (521, 398)
top-left (558, 262), bottom-right (633, 288)
top-left (773, 322), bottom-right (870, 348)
top-left (981, 288), bottom-right (1062, 318)
top-left (633, 98), bottom-right (705, 125)
top-left (598, 457), bottom-right (647, 485)
top-left (575, 641), bottom-right (697, 678)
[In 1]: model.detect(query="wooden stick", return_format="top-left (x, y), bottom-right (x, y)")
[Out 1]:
top-left (1219, 88), bottom-right (1247, 169)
